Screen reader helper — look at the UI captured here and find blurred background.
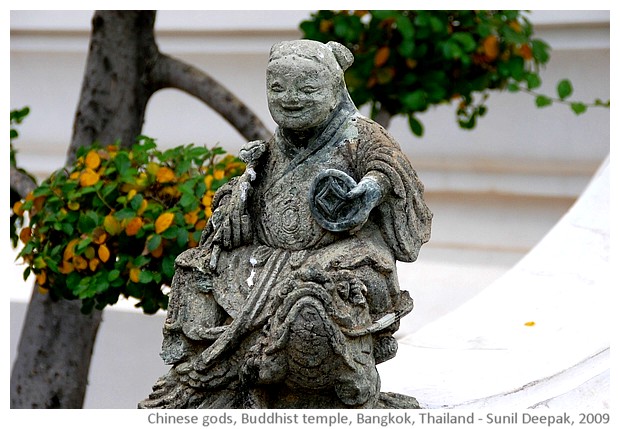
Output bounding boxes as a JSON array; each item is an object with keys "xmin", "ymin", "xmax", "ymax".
[{"xmin": 9, "ymin": 10, "xmax": 609, "ymax": 408}]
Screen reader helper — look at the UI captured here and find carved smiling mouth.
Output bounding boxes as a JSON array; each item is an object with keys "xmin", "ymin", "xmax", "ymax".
[{"xmin": 281, "ymin": 105, "xmax": 305, "ymax": 117}]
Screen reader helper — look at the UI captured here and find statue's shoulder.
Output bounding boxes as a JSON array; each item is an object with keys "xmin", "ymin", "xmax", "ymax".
[{"xmin": 352, "ymin": 114, "xmax": 401, "ymax": 149}]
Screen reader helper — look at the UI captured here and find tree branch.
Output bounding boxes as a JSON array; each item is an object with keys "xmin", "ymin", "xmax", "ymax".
[
  {"xmin": 151, "ymin": 53, "xmax": 272, "ymax": 142},
  {"xmin": 10, "ymin": 166, "xmax": 37, "ymax": 199}
]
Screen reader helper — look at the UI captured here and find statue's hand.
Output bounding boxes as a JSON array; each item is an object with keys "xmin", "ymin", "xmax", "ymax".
[
  {"xmin": 239, "ymin": 140, "xmax": 266, "ymax": 166},
  {"xmin": 346, "ymin": 176, "xmax": 383, "ymax": 208}
]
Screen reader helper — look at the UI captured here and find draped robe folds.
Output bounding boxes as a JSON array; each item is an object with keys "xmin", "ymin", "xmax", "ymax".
[{"xmin": 139, "ymin": 103, "xmax": 432, "ymax": 409}]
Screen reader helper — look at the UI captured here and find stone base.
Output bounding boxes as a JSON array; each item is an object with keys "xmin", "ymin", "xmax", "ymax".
[{"xmin": 376, "ymin": 392, "xmax": 421, "ymax": 409}]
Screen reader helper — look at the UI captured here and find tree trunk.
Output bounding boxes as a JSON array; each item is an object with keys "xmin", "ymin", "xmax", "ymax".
[
  {"xmin": 67, "ymin": 11, "xmax": 158, "ymax": 163},
  {"xmin": 10, "ymin": 292, "xmax": 102, "ymax": 408},
  {"xmin": 11, "ymin": 9, "xmax": 273, "ymax": 409},
  {"xmin": 12, "ymin": 10, "xmax": 157, "ymax": 409},
  {"xmin": 374, "ymin": 105, "xmax": 393, "ymax": 129}
]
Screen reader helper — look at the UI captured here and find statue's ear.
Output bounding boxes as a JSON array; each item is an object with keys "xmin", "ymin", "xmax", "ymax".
[
  {"xmin": 269, "ymin": 41, "xmax": 286, "ymax": 60},
  {"xmin": 326, "ymin": 41, "xmax": 354, "ymax": 71}
]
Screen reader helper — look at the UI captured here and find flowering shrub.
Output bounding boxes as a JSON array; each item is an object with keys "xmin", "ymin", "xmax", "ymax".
[
  {"xmin": 13, "ymin": 136, "xmax": 245, "ymax": 313},
  {"xmin": 300, "ymin": 10, "xmax": 609, "ymax": 135}
]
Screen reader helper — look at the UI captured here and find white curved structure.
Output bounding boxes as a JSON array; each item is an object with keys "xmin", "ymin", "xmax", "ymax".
[{"xmin": 381, "ymin": 157, "xmax": 610, "ymax": 408}]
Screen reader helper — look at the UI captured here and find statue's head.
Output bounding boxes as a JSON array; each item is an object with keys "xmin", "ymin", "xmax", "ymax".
[{"xmin": 266, "ymin": 40, "xmax": 354, "ymax": 130}]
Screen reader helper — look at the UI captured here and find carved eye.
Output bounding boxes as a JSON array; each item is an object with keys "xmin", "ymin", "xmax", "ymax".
[
  {"xmin": 301, "ymin": 86, "xmax": 318, "ymax": 94},
  {"xmin": 270, "ymin": 83, "xmax": 285, "ymax": 92}
]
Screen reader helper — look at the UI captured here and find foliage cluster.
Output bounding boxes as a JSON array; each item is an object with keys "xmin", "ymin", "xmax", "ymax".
[
  {"xmin": 10, "ymin": 107, "xmax": 35, "ymax": 248},
  {"xmin": 12, "ymin": 132, "xmax": 245, "ymax": 314},
  {"xmin": 300, "ymin": 10, "xmax": 609, "ymax": 136}
]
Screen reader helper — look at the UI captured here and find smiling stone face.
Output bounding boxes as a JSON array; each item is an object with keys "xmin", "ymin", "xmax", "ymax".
[{"xmin": 266, "ymin": 56, "xmax": 339, "ymax": 131}]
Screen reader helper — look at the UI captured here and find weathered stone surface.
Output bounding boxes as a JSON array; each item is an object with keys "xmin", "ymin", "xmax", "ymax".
[{"xmin": 139, "ymin": 40, "xmax": 431, "ymax": 409}]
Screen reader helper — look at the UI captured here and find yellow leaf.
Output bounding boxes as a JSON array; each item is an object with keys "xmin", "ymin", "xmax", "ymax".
[
  {"xmin": 482, "ymin": 35, "xmax": 499, "ymax": 61},
  {"xmin": 59, "ymin": 260, "xmax": 74, "ymax": 274},
  {"xmin": 80, "ymin": 168, "xmax": 100, "ymax": 187},
  {"xmin": 155, "ymin": 212, "xmax": 175, "ymax": 234},
  {"xmin": 63, "ymin": 238, "xmax": 80, "ymax": 261},
  {"xmin": 35, "ymin": 270, "xmax": 47, "ymax": 285},
  {"xmin": 137, "ymin": 198, "xmax": 148, "ymax": 215},
  {"xmin": 13, "ymin": 200, "xmax": 24, "ymax": 216},
  {"xmin": 125, "ymin": 217, "xmax": 144, "ymax": 236},
  {"xmin": 213, "ymin": 169, "xmax": 225, "ymax": 180},
  {"xmin": 524, "ymin": 321, "xmax": 536, "ymax": 327},
  {"xmin": 204, "ymin": 174, "xmax": 214, "ymax": 189},
  {"xmin": 160, "ymin": 186, "xmax": 180, "ymax": 199},
  {"xmin": 68, "ymin": 201, "xmax": 80, "ymax": 211},
  {"xmin": 518, "ymin": 44, "xmax": 533, "ymax": 60},
  {"xmin": 89, "ymin": 258, "xmax": 100, "ymax": 271},
  {"xmin": 319, "ymin": 19, "xmax": 332, "ymax": 33},
  {"xmin": 98, "ymin": 244, "xmax": 111, "ymax": 263},
  {"xmin": 195, "ymin": 219, "xmax": 207, "ymax": 231},
  {"xmin": 92, "ymin": 227, "xmax": 107, "ymax": 244},
  {"xmin": 73, "ymin": 255, "xmax": 88, "ymax": 271},
  {"xmin": 201, "ymin": 193, "xmax": 213, "ymax": 208},
  {"xmin": 85, "ymin": 150, "xmax": 101, "ymax": 170},
  {"xmin": 130, "ymin": 267, "xmax": 141, "ymax": 283},
  {"xmin": 374, "ymin": 46, "xmax": 391, "ymax": 67},
  {"xmin": 184, "ymin": 210, "xmax": 199, "ymax": 226},
  {"xmin": 70, "ymin": 171, "xmax": 80, "ymax": 180},
  {"xmin": 31, "ymin": 196, "xmax": 46, "ymax": 216},
  {"xmin": 156, "ymin": 167, "xmax": 176, "ymax": 183},
  {"xmin": 127, "ymin": 189, "xmax": 137, "ymax": 201},
  {"xmin": 120, "ymin": 183, "xmax": 137, "ymax": 193},
  {"xmin": 19, "ymin": 226, "xmax": 32, "ymax": 244},
  {"xmin": 84, "ymin": 246, "xmax": 96, "ymax": 260},
  {"xmin": 103, "ymin": 214, "xmax": 122, "ymax": 235},
  {"xmin": 146, "ymin": 162, "xmax": 160, "ymax": 176}
]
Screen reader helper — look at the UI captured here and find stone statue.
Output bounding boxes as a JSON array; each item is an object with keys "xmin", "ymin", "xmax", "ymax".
[{"xmin": 139, "ymin": 40, "xmax": 432, "ymax": 409}]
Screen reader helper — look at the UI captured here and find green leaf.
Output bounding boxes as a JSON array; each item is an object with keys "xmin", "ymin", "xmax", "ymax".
[
  {"xmin": 395, "ymin": 14, "xmax": 415, "ymax": 40},
  {"xmin": 179, "ymin": 192, "xmax": 197, "ymax": 209},
  {"xmin": 525, "ymin": 73, "xmax": 542, "ymax": 90},
  {"xmin": 130, "ymin": 194, "xmax": 144, "ymax": 211},
  {"xmin": 77, "ymin": 212, "xmax": 97, "ymax": 234},
  {"xmin": 535, "ymin": 95, "xmax": 553, "ymax": 108},
  {"xmin": 408, "ymin": 115, "xmax": 424, "ymax": 137},
  {"xmin": 531, "ymin": 39, "xmax": 550, "ymax": 64},
  {"xmin": 75, "ymin": 237, "xmax": 93, "ymax": 254},
  {"xmin": 402, "ymin": 90, "xmax": 427, "ymax": 111},
  {"xmin": 113, "ymin": 152, "xmax": 131, "ymax": 176},
  {"xmin": 114, "ymin": 207, "xmax": 136, "ymax": 220},
  {"xmin": 147, "ymin": 234, "xmax": 162, "ymax": 252},
  {"xmin": 161, "ymin": 225, "xmax": 179, "ymax": 240},
  {"xmin": 371, "ymin": 10, "xmax": 398, "ymax": 21},
  {"xmin": 107, "ymin": 269, "xmax": 120, "ymax": 282},
  {"xmin": 162, "ymin": 255, "xmax": 175, "ymax": 280},
  {"xmin": 139, "ymin": 270, "xmax": 154, "ymax": 284},
  {"xmin": 176, "ymin": 228, "xmax": 189, "ymax": 247},
  {"xmin": 133, "ymin": 255, "xmax": 151, "ymax": 267},
  {"xmin": 23, "ymin": 266, "xmax": 31, "ymax": 281},
  {"xmin": 570, "ymin": 102, "xmax": 588, "ymax": 115},
  {"xmin": 442, "ymin": 40, "xmax": 463, "ymax": 60},
  {"xmin": 451, "ymin": 32, "xmax": 477, "ymax": 53},
  {"xmin": 557, "ymin": 79, "xmax": 573, "ymax": 100}
]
